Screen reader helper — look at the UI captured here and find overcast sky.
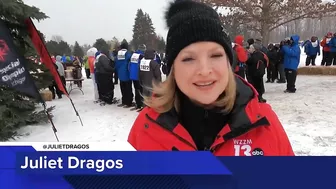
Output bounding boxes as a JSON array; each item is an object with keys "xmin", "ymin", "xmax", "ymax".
[{"xmin": 23, "ymin": 0, "xmax": 170, "ymax": 45}]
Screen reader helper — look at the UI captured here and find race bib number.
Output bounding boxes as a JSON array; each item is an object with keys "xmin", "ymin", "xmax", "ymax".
[
  {"xmin": 130, "ymin": 53, "xmax": 140, "ymax": 63},
  {"xmin": 140, "ymin": 59, "xmax": 151, "ymax": 71},
  {"xmin": 117, "ymin": 50, "xmax": 127, "ymax": 60}
]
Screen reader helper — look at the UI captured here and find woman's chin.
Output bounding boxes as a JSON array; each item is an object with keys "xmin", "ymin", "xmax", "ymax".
[{"xmin": 192, "ymin": 96, "xmax": 218, "ymax": 106}]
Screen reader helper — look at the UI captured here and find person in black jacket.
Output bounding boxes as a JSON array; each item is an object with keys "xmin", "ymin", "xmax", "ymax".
[
  {"xmin": 277, "ymin": 42, "xmax": 286, "ymax": 83},
  {"xmin": 266, "ymin": 44, "xmax": 278, "ymax": 83},
  {"xmin": 139, "ymin": 49, "xmax": 162, "ymax": 99},
  {"xmin": 95, "ymin": 51, "xmax": 115, "ymax": 105},
  {"xmin": 112, "ymin": 49, "xmax": 119, "ymax": 84},
  {"xmin": 246, "ymin": 44, "xmax": 267, "ymax": 103},
  {"xmin": 255, "ymin": 38, "xmax": 268, "ymax": 54}
]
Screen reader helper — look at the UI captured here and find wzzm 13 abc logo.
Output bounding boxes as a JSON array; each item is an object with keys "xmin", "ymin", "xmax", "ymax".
[{"xmin": 252, "ymin": 148, "xmax": 264, "ymax": 156}]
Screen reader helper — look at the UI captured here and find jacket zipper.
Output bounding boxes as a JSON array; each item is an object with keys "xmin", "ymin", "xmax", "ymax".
[
  {"xmin": 204, "ymin": 110, "xmax": 208, "ymax": 118},
  {"xmin": 145, "ymin": 114, "xmax": 197, "ymax": 150},
  {"xmin": 203, "ymin": 110, "xmax": 219, "ymax": 153},
  {"xmin": 203, "ymin": 110, "xmax": 211, "ymax": 151}
]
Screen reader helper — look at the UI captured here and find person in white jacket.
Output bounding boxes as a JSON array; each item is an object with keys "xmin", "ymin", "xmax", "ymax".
[
  {"xmin": 49, "ymin": 55, "xmax": 66, "ymax": 99},
  {"xmin": 87, "ymin": 47, "xmax": 99, "ymax": 102}
]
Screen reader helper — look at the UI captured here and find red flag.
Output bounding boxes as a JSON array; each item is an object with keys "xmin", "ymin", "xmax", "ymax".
[{"xmin": 24, "ymin": 18, "xmax": 68, "ymax": 96}]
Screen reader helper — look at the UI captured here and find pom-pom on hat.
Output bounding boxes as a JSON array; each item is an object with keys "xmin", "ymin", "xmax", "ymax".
[{"xmin": 164, "ymin": 0, "xmax": 234, "ymax": 74}]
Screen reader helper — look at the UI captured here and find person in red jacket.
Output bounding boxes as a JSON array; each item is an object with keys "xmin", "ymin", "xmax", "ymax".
[
  {"xmin": 233, "ymin": 35, "xmax": 248, "ymax": 78},
  {"xmin": 128, "ymin": 0, "xmax": 294, "ymax": 156},
  {"xmin": 320, "ymin": 32, "xmax": 332, "ymax": 66}
]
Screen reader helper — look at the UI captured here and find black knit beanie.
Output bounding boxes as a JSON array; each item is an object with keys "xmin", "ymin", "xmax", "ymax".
[{"xmin": 164, "ymin": 0, "xmax": 234, "ymax": 74}]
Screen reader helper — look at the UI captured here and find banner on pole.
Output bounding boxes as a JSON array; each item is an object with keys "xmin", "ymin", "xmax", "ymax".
[{"xmin": 0, "ymin": 19, "xmax": 42, "ymax": 101}]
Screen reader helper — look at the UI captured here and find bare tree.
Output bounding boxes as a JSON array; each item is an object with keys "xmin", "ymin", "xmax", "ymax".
[
  {"xmin": 197, "ymin": 0, "xmax": 336, "ymax": 45},
  {"xmin": 82, "ymin": 44, "xmax": 92, "ymax": 54},
  {"xmin": 267, "ymin": 16, "xmax": 336, "ymax": 43},
  {"xmin": 107, "ymin": 37, "xmax": 120, "ymax": 51},
  {"xmin": 51, "ymin": 35, "xmax": 63, "ymax": 43}
]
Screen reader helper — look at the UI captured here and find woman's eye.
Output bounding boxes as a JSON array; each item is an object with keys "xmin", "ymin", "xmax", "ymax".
[
  {"xmin": 211, "ymin": 54, "xmax": 223, "ymax": 58},
  {"xmin": 182, "ymin": 57, "xmax": 194, "ymax": 62}
]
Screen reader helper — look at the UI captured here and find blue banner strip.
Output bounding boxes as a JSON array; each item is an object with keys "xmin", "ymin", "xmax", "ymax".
[
  {"xmin": 15, "ymin": 152, "xmax": 231, "ymax": 175},
  {"xmin": 218, "ymin": 157, "xmax": 336, "ymax": 189},
  {"xmin": 2, "ymin": 146, "xmax": 336, "ymax": 188}
]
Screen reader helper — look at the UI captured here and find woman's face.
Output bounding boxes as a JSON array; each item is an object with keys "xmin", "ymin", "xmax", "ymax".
[{"xmin": 174, "ymin": 41, "xmax": 230, "ymax": 105}]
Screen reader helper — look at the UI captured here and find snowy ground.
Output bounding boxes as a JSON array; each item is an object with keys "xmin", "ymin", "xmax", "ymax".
[{"xmin": 12, "ymin": 48, "xmax": 336, "ymax": 156}]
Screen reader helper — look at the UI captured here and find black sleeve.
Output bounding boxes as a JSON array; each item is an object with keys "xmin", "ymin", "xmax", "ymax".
[
  {"xmin": 151, "ymin": 61, "xmax": 162, "ymax": 82},
  {"xmin": 100, "ymin": 56, "xmax": 115, "ymax": 73}
]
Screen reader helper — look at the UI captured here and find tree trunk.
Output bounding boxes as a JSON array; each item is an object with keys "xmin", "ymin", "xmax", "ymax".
[{"xmin": 261, "ymin": 23, "xmax": 270, "ymax": 46}]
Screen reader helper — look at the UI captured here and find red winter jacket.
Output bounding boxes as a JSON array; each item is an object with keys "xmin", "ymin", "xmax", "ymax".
[
  {"xmin": 233, "ymin": 35, "xmax": 248, "ymax": 72},
  {"xmin": 128, "ymin": 77, "xmax": 294, "ymax": 156},
  {"xmin": 321, "ymin": 37, "xmax": 331, "ymax": 52}
]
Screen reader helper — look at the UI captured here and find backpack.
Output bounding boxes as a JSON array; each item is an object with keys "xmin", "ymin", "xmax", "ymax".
[
  {"xmin": 256, "ymin": 59, "xmax": 266, "ymax": 76},
  {"xmin": 261, "ymin": 52, "xmax": 269, "ymax": 68}
]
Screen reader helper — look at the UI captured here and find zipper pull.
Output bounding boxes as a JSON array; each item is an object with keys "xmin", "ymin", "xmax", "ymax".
[{"xmin": 204, "ymin": 110, "xmax": 208, "ymax": 118}]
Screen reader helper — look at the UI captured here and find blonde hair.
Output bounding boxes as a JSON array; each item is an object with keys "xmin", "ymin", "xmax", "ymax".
[{"xmin": 144, "ymin": 65, "xmax": 237, "ymax": 114}]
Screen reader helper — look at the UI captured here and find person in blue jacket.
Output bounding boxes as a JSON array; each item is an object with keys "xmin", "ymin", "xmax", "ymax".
[
  {"xmin": 153, "ymin": 51, "xmax": 161, "ymax": 64},
  {"xmin": 304, "ymin": 36, "xmax": 320, "ymax": 66},
  {"xmin": 281, "ymin": 35, "xmax": 301, "ymax": 93},
  {"xmin": 115, "ymin": 42, "xmax": 133, "ymax": 107},
  {"xmin": 62, "ymin": 55, "xmax": 67, "ymax": 63},
  {"xmin": 129, "ymin": 44, "xmax": 146, "ymax": 110}
]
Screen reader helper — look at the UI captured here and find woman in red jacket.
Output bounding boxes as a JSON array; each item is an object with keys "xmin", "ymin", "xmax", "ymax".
[{"xmin": 128, "ymin": 0, "xmax": 294, "ymax": 156}]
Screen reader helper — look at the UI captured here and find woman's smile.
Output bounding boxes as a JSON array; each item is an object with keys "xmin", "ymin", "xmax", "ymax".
[{"xmin": 193, "ymin": 81, "xmax": 217, "ymax": 91}]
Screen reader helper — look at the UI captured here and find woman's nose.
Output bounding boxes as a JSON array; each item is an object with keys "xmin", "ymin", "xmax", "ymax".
[{"xmin": 197, "ymin": 58, "xmax": 212, "ymax": 76}]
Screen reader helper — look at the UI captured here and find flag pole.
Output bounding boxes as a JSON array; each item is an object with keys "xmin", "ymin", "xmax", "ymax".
[
  {"xmin": 42, "ymin": 103, "xmax": 59, "ymax": 142},
  {"xmin": 69, "ymin": 98, "xmax": 83, "ymax": 126}
]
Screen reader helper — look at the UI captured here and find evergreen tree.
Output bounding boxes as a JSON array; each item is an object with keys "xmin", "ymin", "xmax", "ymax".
[
  {"xmin": 121, "ymin": 39, "xmax": 128, "ymax": 47},
  {"xmin": 45, "ymin": 40, "xmax": 60, "ymax": 55},
  {"xmin": 45, "ymin": 39, "xmax": 71, "ymax": 56},
  {"xmin": 93, "ymin": 38, "xmax": 110, "ymax": 53},
  {"xmin": 156, "ymin": 36, "xmax": 166, "ymax": 53},
  {"xmin": 131, "ymin": 10, "xmax": 158, "ymax": 50},
  {"xmin": 58, "ymin": 40, "xmax": 72, "ymax": 55},
  {"xmin": 143, "ymin": 13, "xmax": 157, "ymax": 49},
  {"xmin": 0, "ymin": 0, "xmax": 54, "ymax": 141},
  {"xmin": 132, "ymin": 9, "xmax": 145, "ymax": 50},
  {"xmin": 72, "ymin": 41, "xmax": 84, "ymax": 58}
]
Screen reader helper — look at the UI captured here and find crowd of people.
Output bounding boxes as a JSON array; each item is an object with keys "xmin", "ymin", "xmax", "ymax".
[
  {"xmin": 230, "ymin": 31, "xmax": 336, "ymax": 103},
  {"xmin": 300, "ymin": 33, "xmax": 336, "ymax": 67},
  {"xmin": 48, "ymin": 33, "xmax": 336, "ymax": 108},
  {"xmin": 85, "ymin": 43, "xmax": 162, "ymax": 111},
  {"xmin": 232, "ymin": 35, "xmax": 301, "ymax": 102},
  {"xmin": 46, "ymin": 14, "xmax": 336, "ymax": 112},
  {"xmin": 62, "ymin": 33, "xmax": 328, "ymax": 107}
]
